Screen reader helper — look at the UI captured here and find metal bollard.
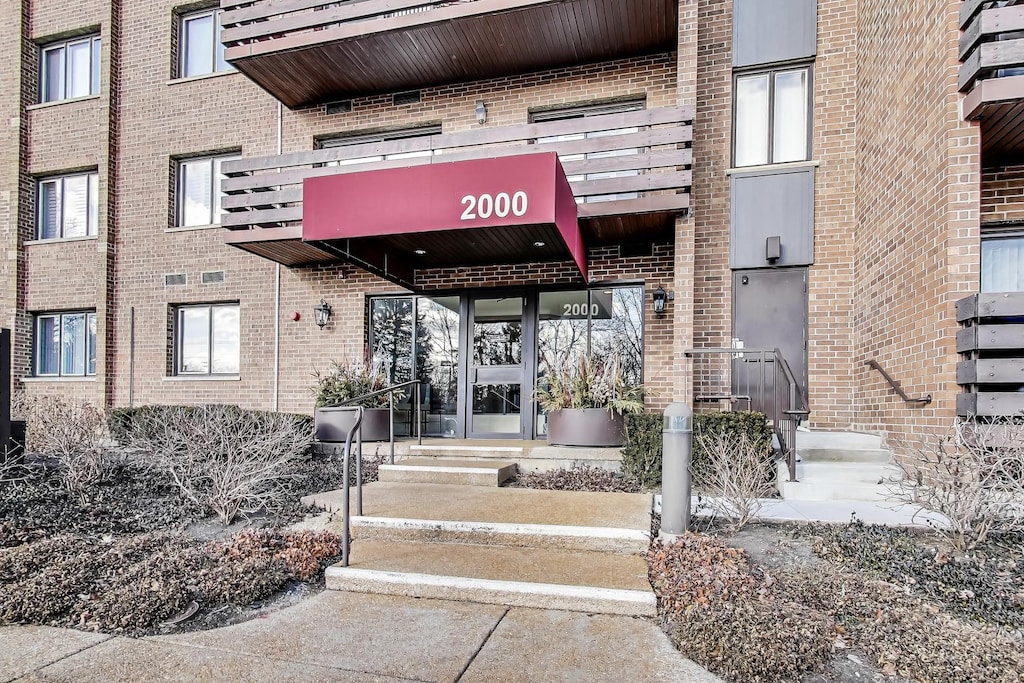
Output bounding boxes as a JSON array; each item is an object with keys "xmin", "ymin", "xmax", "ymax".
[{"xmin": 660, "ymin": 402, "xmax": 693, "ymax": 539}]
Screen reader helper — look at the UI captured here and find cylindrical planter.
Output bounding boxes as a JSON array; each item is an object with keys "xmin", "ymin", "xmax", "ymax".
[
  {"xmin": 546, "ymin": 408, "xmax": 625, "ymax": 447},
  {"xmin": 315, "ymin": 407, "xmax": 393, "ymax": 443}
]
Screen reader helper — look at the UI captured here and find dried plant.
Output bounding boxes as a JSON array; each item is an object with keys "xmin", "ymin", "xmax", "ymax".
[
  {"xmin": 890, "ymin": 416, "xmax": 1024, "ymax": 551},
  {"xmin": 312, "ymin": 358, "xmax": 392, "ymax": 408},
  {"xmin": 14, "ymin": 394, "xmax": 112, "ymax": 500},
  {"xmin": 694, "ymin": 427, "xmax": 776, "ymax": 530},
  {"xmin": 534, "ymin": 355, "xmax": 645, "ymax": 415},
  {"xmin": 121, "ymin": 405, "xmax": 314, "ymax": 525}
]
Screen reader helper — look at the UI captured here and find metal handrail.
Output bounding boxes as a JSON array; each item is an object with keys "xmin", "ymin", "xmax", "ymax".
[
  {"xmin": 325, "ymin": 379, "xmax": 424, "ymax": 464},
  {"xmin": 685, "ymin": 347, "xmax": 809, "ymax": 482},
  {"xmin": 313, "ymin": 405, "xmax": 363, "ymax": 568},
  {"xmin": 865, "ymin": 359, "xmax": 932, "ymax": 406}
]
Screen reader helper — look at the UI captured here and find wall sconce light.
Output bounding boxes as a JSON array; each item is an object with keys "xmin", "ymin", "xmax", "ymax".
[
  {"xmin": 475, "ymin": 101, "xmax": 488, "ymax": 125},
  {"xmin": 652, "ymin": 286, "xmax": 674, "ymax": 318},
  {"xmin": 313, "ymin": 298, "xmax": 332, "ymax": 329}
]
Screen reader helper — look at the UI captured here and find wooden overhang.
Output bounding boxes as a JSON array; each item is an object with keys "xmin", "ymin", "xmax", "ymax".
[
  {"xmin": 960, "ymin": 0, "xmax": 1024, "ymax": 163},
  {"xmin": 220, "ymin": 0, "xmax": 679, "ymax": 109},
  {"xmin": 221, "ymin": 106, "xmax": 693, "ymax": 286}
]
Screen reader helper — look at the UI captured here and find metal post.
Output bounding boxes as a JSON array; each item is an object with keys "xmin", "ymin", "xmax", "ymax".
[
  {"xmin": 389, "ymin": 391, "xmax": 395, "ymax": 465},
  {"xmin": 416, "ymin": 381, "xmax": 422, "ymax": 445},
  {"xmin": 0, "ymin": 330, "xmax": 9, "ymax": 461},
  {"xmin": 660, "ymin": 403, "xmax": 693, "ymax": 538},
  {"xmin": 355, "ymin": 427, "xmax": 363, "ymax": 516}
]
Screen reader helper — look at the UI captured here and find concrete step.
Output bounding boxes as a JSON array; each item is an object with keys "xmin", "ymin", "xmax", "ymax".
[
  {"xmin": 326, "ymin": 539, "xmax": 656, "ymax": 617},
  {"xmin": 378, "ymin": 458, "xmax": 517, "ymax": 486},
  {"xmin": 779, "ymin": 479, "xmax": 894, "ymax": 502},
  {"xmin": 796, "ymin": 430, "xmax": 883, "ymax": 451},
  {"xmin": 406, "ymin": 443, "xmax": 622, "ymax": 473},
  {"xmin": 798, "ymin": 448, "xmax": 892, "ymax": 464},
  {"xmin": 789, "ymin": 461, "xmax": 902, "ymax": 485}
]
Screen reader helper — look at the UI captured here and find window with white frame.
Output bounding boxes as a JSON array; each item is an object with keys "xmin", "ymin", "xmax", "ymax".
[
  {"xmin": 533, "ymin": 101, "xmax": 645, "ymax": 203},
  {"xmin": 40, "ymin": 35, "xmax": 101, "ymax": 103},
  {"xmin": 179, "ymin": 8, "xmax": 232, "ymax": 78},
  {"xmin": 37, "ymin": 172, "xmax": 99, "ymax": 240},
  {"xmin": 733, "ymin": 66, "xmax": 810, "ymax": 167},
  {"xmin": 320, "ymin": 126, "xmax": 441, "ymax": 167},
  {"xmin": 35, "ymin": 311, "xmax": 97, "ymax": 377},
  {"xmin": 176, "ymin": 154, "xmax": 240, "ymax": 227},
  {"xmin": 174, "ymin": 303, "xmax": 240, "ymax": 375}
]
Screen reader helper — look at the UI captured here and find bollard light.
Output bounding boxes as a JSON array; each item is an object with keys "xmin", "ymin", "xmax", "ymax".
[{"xmin": 661, "ymin": 402, "xmax": 693, "ymax": 539}]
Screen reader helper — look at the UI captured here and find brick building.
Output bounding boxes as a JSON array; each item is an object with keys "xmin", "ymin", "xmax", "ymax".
[{"xmin": 0, "ymin": 0, "xmax": 1010, "ymax": 453}]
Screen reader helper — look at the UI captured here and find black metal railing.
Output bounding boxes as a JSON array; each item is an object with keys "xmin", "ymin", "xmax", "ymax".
[
  {"xmin": 865, "ymin": 359, "xmax": 932, "ymax": 406},
  {"xmin": 686, "ymin": 348, "xmax": 809, "ymax": 482},
  {"xmin": 324, "ymin": 379, "xmax": 424, "ymax": 465},
  {"xmin": 313, "ymin": 405, "xmax": 362, "ymax": 567}
]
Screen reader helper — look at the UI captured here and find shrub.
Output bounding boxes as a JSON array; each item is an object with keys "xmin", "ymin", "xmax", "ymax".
[
  {"xmin": 534, "ymin": 355, "xmax": 644, "ymax": 415},
  {"xmin": 695, "ymin": 427, "xmax": 776, "ymax": 530},
  {"xmin": 508, "ymin": 464, "xmax": 642, "ymax": 493},
  {"xmin": 622, "ymin": 413, "xmax": 663, "ymax": 487},
  {"xmin": 890, "ymin": 417, "xmax": 1024, "ymax": 551},
  {"xmin": 312, "ymin": 359, "xmax": 392, "ymax": 408},
  {"xmin": 118, "ymin": 405, "xmax": 314, "ymax": 525}
]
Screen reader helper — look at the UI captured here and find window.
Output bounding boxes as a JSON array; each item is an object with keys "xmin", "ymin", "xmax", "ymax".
[
  {"xmin": 40, "ymin": 35, "xmax": 101, "ymax": 103},
  {"xmin": 734, "ymin": 66, "xmax": 810, "ymax": 167},
  {"xmin": 982, "ymin": 233, "xmax": 1024, "ymax": 292},
  {"xmin": 320, "ymin": 126, "xmax": 441, "ymax": 167},
  {"xmin": 179, "ymin": 8, "xmax": 232, "ymax": 78},
  {"xmin": 176, "ymin": 154, "xmax": 239, "ymax": 227},
  {"xmin": 174, "ymin": 303, "xmax": 240, "ymax": 375},
  {"xmin": 35, "ymin": 311, "xmax": 97, "ymax": 377},
  {"xmin": 533, "ymin": 101, "xmax": 645, "ymax": 203},
  {"xmin": 37, "ymin": 172, "xmax": 99, "ymax": 239}
]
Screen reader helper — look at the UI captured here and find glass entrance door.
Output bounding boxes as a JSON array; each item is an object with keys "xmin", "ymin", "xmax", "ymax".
[{"xmin": 468, "ymin": 296, "xmax": 526, "ymax": 438}]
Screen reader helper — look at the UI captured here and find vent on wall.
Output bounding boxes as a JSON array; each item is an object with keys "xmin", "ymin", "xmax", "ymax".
[
  {"xmin": 164, "ymin": 273, "xmax": 186, "ymax": 286},
  {"xmin": 393, "ymin": 90, "xmax": 421, "ymax": 106},
  {"xmin": 326, "ymin": 100, "xmax": 353, "ymax": 115},
  {"xmin": 201, "ymin": 271, "xmax": 225, "ymax": 284}
]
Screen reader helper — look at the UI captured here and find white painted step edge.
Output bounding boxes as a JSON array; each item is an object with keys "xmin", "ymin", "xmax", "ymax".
[
  {"xmin": 409, "ymin": 445, "xmax": 524, "ymax": 453},
  {"xmin": 326, "ymin": 566, "xmax": 657, "ymax": 616},
  {"xmin": 351, "ymin": 515, "xmax": 650, "ymax": 543},
  {"xmin": 379, "ymin": 464, "xmax": 510, "ymax": 474}
]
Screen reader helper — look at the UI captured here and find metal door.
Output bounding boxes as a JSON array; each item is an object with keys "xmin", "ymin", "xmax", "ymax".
[
  {"xmin": 466, "ymin": 296, "xmax": 529, "ymax": 438},
  {"xmin": 731, "ymin": 269, "xmax": 808, "ymax": 415}
]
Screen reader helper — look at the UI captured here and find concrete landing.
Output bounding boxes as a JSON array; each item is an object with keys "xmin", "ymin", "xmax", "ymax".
[
  {"xmin": 378, "ymin": 458, "xmax": 517, "ymax": 486},
  {"xmin": 327, "ymin": 540, "xmax": 656, "ymax": 616},
  {"xmin": 780, "ymin": 429, "xmax": 899, "ymax": 503}
]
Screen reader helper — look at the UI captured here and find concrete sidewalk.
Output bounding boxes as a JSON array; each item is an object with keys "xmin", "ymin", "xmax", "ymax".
[{"xmin": 0, "ymin": 591, "xmax": 721, "ymax": 683}]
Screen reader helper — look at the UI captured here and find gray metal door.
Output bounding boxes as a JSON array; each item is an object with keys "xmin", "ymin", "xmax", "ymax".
[{"xmin": 731, "ymin": 269, "xmax": 808, "ymax": 415}]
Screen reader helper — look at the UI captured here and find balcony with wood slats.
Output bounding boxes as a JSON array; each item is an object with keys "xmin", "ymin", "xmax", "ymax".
[
  {"xmin": 221, "ymin": 105, "xmax": 692, "ymax": 283},
  {"xmin": 219, "ymin": 0, "xmax": 679, "ymax": 109},
  {"xmin": 960, "ymin": 0, "xmax": 1024, "ymax": 163},
  {"xmin": 956, "ymin": 292, "xmax": 1024, "ymax": 417}
]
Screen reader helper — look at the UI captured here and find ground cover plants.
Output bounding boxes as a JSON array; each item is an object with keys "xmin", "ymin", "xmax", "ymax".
[{"xmin": 0, "ymin": 397, "xmax": 378, "ymax": 636}]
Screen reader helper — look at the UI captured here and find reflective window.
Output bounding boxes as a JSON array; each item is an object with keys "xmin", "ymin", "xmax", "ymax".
[
  {"xmin": 37, "ymin": 172, "xmax": 100, "ymax": 239},
  {"xmin": 180, "ymin": 9, "xmax": 232, "ymax": 78},
  {"xmin": 734, "ymin": 66, "xmax": 810, "ymax": 167},
  {"xmin": 177, "ymin": 154, "xmax": 240, "ymax": 227},
  {"xmin": 175, "ymin": 303, "xmax": 240, "ymax": 375},
  {"xmin": 35, "ymin": 311, "xmax": 97, "ymax": 377},
  {"xmin": 40, "ymin": 35, "xmax": 101, "ymax": 103}
]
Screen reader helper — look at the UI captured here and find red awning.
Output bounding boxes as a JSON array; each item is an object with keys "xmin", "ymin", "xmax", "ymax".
[{"xmin": 302, "ymin": 152, "xmax": 586, "ymax": 289}]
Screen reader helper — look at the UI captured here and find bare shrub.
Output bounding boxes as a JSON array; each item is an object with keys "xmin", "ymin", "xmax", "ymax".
[
  {"xmin": 14, "ymin": 395, "xmax": 112, "ymax": 500},
  {"xmin": 695, "ymin": 427, "xmax": 776, "ymax": 530},
  {"xmin": 891, "ymin": 417, "xmax": 1024, "ymax": 551},
  {"xmin": 122, "ymin": 405, "xmax": 314, "ymax": 525},
  {"xmin": 507, "ymin": 464, "xmax": 642, "ymax": 493}
]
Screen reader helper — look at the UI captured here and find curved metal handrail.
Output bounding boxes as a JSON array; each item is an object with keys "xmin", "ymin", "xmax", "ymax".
[{"xmin": 324, "ymin": 379, "xmax": 424, "ymax": 464}]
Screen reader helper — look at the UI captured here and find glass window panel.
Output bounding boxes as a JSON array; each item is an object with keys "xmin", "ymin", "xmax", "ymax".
[
  {"xmin": 67, "ymin": 40, "xmax": 92, "ymax": 98},
  {"xmin": 211, "ymin": 305, "xmax": 240, "ymax": 374},
  {"xmin": 62, "ymin": 175, "xmax": 88, "ymax": 238},
  {"xmin": 36, "ymin": 316, "xmax": 59, "ymax": 375},
  {"xmin": 183, "ymin": 14, "xmax": 215, "ymax": 77},
  {"xmin": 91, "ymin": 38, "xmax": 101, "ymax": 95},
  {"xmin": 371, "ymin": 298, "xmax": 414, "ymax": 385},
  {"xmin": 38, "ymin": 180, "xmax": 61, "ymax": 239},
  {"xmin": 88, "ymin": 173, "xmax": 99, "ymax": 235},
  {"xmin": 42, "ymin": 46, "xmax": 64, "ymax": 102},
  {"xmin": 734, "ymin": 74, "xmax": 770, "ymax": 167},
  {"xmin": 215, "ymin": 11, "xmax": 232, "ymax": 73},
  {"xmin": 61, "ymin": 313, "xmax": 87, "ymax": 376},
  {"xmin": 179, "ymin": 307, "xmax": 210, "ymax": 373},
  {"xmin": 590, "ymin": 287, "xmax": 645, "ymax": 386},
  {"xmin": 471, "ymin": 384, "xmax": 521, "ymax": 435},
  {"xmin": 181, "ymin": 158, "xmax": 213, "ymax": 226},
  {"xmin": 472, "ymin": 298, "xmax": 523, "ymax": 366},
  {"xmin": 212, "ymin": 156, "xmax": 238, "ymax": 223},
  {"xmin": 773, "ymin": 70, "xmax": 809, "ymax": 163},
  {"xmin": 982, "ymin": 237, "xmax": 1024, "ymax": 292},
  {"xmin": 416, "ymin": 297, "xmax": 461, "ymax": 436},
  {"xmin": 87, "ymin": 313, "xmax": 97, "ymax": 375}
]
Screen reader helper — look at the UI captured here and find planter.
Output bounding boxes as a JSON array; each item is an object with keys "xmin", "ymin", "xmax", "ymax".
[
  {"xmin": 546, "ymin": 408, "xmax": 625, "ymax": 447},
  {"xmin": 315, "ymin": 407, "xmax": 393, "ymax": 443}
]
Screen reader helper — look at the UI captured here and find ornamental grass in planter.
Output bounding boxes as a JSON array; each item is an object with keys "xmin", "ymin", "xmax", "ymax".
[
  {"xmin": 312, "ymin": 360, "xmax": 394, "ymax": 442},
  {"xmin": 534, "ymin": 356, "xmax": 645, "ymax": 447}
]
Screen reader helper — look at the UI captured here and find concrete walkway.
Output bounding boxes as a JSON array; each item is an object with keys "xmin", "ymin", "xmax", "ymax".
[{"xmin": 0, "ymin": 591, "xmax": 720, "ymax": 683}]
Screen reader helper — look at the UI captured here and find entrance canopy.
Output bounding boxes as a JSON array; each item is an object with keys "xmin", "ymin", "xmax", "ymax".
[{"xmin": 302, "ymin": 152, "xmax": 586, "ymax": 289}]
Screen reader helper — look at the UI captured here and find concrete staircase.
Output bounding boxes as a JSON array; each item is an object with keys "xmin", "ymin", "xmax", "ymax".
[
  {"xmin": 778, "ymin": 430, "xmax": 901, "ymax": 502},
  {"xmin": 300, "ymin": 480, "xmax": 656, "ymax": 617},
  {"xmin": 359, "ymin": 439, "xmax": 624, "ymax": 472}
]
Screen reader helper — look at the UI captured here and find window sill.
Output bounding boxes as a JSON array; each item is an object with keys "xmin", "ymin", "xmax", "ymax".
[
  {"xmin": 167, "ymin": 70, "xmax": 237, "ymax": 87},
  {"xmin": 21, "ymin": 376, "xmax": 96, "ymax": 383},
  {"xmin": 165, "ymin": 223, "xmax": 223, "ymax": 233},
  {"xmin": 725, "ymin": 160, "xmax": 820, "ymax": 175},
  {"xmin": 24, "ymin": 235, "xmax": 98, "ymax": 246},
  {"xmin": 162, "ymin": 375, "xmax": 241, "ymax": 382},
  {"xmin": 26, "ymin": 94, "xmax": 101, "ymax": 111}
]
